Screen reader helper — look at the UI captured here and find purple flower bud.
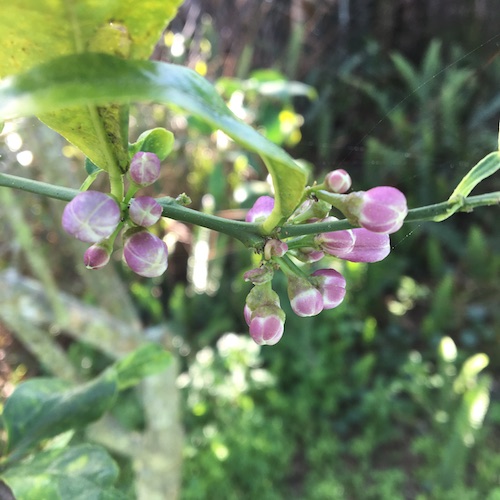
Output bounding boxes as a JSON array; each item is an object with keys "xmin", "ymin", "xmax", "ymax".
[
  {"xmin": 343, "ymin": 228, "xmax": 390, "ymax": 262},
  {"xmin": 129, "ymin": 196, "xmax": 162, "ymax": 227},
  {"xmin": 264, "ymin": 239, "xmax": 288, "ymax": 260},
  {"xmin": 129, "ymin": 152, "xmax": 161, "ymax": 186},
  {"xmin": 325, "ymin": 169, "xmax": 352, "ymax": 193},
  {"xmin": 245, "ymin": 282, "xmax": 286, "ymax": 345},
  {"xmin": 355, "ymin": 186, "xmax": 407, "ymax": 234},
  {"xmin": 123, "ymin": 230, "xmax": 168, "ymax": 278},
  {"xmin": 287, "ymin": 276, "xmax": 324, "ymax": 317},
  {"xmin": 314, "ymin": 217, "xmax": 355, "ymax": 258},
  {"xmin": 62, "ymin": 191, "xmax": 121, "ymax": 243},
  {"xmin": 245, "ymin": 196, "xmax": 274, "ymax": 223},
  {"xmin": 248, "ymin": 304, "xmax": 285, "ymax": 346},
  {"xmin": 83, "ymin": 243, "xmax": 111, "ymax": 270},
  {"xmin": 311, "ymin": 269, "xmax": 346, "ymax": 309}
]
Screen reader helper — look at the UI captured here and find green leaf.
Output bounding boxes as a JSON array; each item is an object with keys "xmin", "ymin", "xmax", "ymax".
[
  {"xmin": 1, "ymin": 342, "xmax": 173, "ymax": 460},
  {"xmin": 0, "ymin": 1, "xmax": 183, "ymax": 77},
  {"xmin": 129, "ymin": 127, "xmax": 175, "ymax": 161},
  {"xmin": 84, "ymin": 157, "xmax": 102, "ymax": 176},
  {"xmin": 390, "ymin": 52, "xmax": 419, "ymax": 93},
  {"xmin": 0, "ymin": 0, "xmax": 183, "ymax": 173},
  {"xmin": 0, "ymin": 53, "xmax": 308, "ymax": 231},
  {"xmin": 110, "ymin": 343, "xmax": 172, "ymax": 390},
  {"xmin": 434, "ymin": 151, "xmax": 500, "ymax": 221},
  {"xmin": 1, "ymin": 444, "xmax": 127, "ymax": 500},
  {"xmin": 217, "ymin": 69, "xmax": 318, "ymax": 100},
  {"xmin": 449, "ymin": 151, "xmax": 500, "ymax": 200},
  {"xmin": 2, "ymin": 374, "xmax": 118, "ymax": 459}
]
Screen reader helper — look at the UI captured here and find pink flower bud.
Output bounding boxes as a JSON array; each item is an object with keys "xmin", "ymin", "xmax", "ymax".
[
  {"xmin": 245, "ymin": 196, "xmax": 274, "ymax": 223},
  {"xmin": 248, "ymin": 304, "xmax": 285, "ymax": 346},
  {"xmin": 314, "ymin": 217, "xmax": 355, "ymax": 258},
  {"xmin": 129, "ymin": 152, "xmax": 161, "ymax": 186},
  {"xmin": 311, "ymin": 269, "xmax": 346, "ymax": 309},
  {"xmin": 264, "ymin": 239, "xmax": 288, "ymax": 260},
  {"xmin": 287, "ymin": 276, "xmax": 324, "ymax": 317},
  {"xmin": 129, "ymin": 196, "xmax": 162, "ymax": 227},
  {"xmin": 123, "ymin": 230, "xmax": 168, "ymax": 278},
  {"xmin": 325, "ymin": 169, "xmax": 352, "ymax": 193},
  {"xmin": 83, "ymin": 243, "xmax": 111, "ymax": 270},
  {"xmin": 355, "ymin": 186, "xmax": 407, "ymax": 234},
  {"xmin": 62, "ymin": 191, "xmax": 121, "ymax": 243},
  {"xmin": 343, "ymin": 228, "xmax": 390, "ymax": 262}
]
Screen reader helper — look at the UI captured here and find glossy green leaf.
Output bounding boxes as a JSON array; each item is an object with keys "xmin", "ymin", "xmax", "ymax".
[
  {"xmin": 1, "ymin": 343, "xmax": 174, "ymax": 460},
  {"xmin": 111, "ymin": 343, "xmax": 172, "ymax": 390},
  {"xmin": 0, "ymin": 0, "xmax": 183, "ymax": 173},
  {"xmin": 129, "ymin": 127, "xmax": 175, "ymax": 160},
  {"xmin": 2, "ymin": 375, "xmax": 118, "ymax": 458},
  {"xmin": 1, "ymin": 444, "xmax": 127, "ymax": 500},
  {"xmin": 0, "ymin": 53, "xmax": 308, "ymax": 230}
]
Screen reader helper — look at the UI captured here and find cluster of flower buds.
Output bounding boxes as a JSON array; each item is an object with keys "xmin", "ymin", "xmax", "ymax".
[
  {"xmin": 243, "ymin": 169, "xmax": 408, "ymax": 345},
  {"xmin": 62, "ymin": 151, "xmax": 168, "ymax": 277}
]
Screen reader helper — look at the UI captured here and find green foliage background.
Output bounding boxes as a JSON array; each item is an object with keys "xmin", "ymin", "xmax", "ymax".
[
  {"xmin": 0, "ymin": 1, "xmax": 499, "ymax": 499},
  {"xmin": 162, "ymin": 3, "xmax": 500, "ymax": 498}
]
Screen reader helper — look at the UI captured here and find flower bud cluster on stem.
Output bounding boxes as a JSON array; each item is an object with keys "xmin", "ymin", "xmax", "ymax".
[
  {"xmin": 61, "ymin": 148, "xmax": 170, "ymax": 277},
  {"xmin": 243, "ymin": 168, "xmax": 408, "ymax": 345},
  {"xmin": 48, "ymin": 138, "xmax": 497, "ymax": 347}
]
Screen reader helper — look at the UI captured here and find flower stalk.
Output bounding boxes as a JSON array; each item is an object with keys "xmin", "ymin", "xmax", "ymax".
[{"xmin": 0, "ymin": 172, "xmax": 498, "ymax": 244}]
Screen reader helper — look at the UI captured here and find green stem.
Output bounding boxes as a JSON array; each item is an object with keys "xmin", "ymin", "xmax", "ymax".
[
  {"xmin": 79, "ymin": 170, "xmax": 102, "ymax": 191},
  {"xmin": 312, "ymin": 189, "xmax": 345, "ymax": 210},
  {"xmin": 0, "ymin": 172, "xmax": 78, "ymax": 202},
  {"xmin": 274, "ymin": 254, "xmax": 308, "ymax": 279},
  {"xmin": 0, "ymin": 174, "xmax": 263, "ymax": 247},
  {"xmin": 280, "ymin": 191, "xmax": 500, "ymax": 237},
  {"xmin": 285, "ymin": 235, "xmax": 317, "ymax": 250},
  {"xmin": 109, "ymin": 174, "xmax": 124, "ymax": 202},
  {"xmin": 279, "ymin": 218, "xmax": 353, "ymax": 238},
  {"xmin": 123, "ymin": 183, "xmax": 140, "ymax": 205},
  {"xmin": 156, "ymin": 197, "xmax": 263, "ymax": 247},
  {"xmin": 405, "ymin": 191, "xmax": 500, "ymax": 222},
  {"xmin": 1, "ymin": 172, "xmax": 498, "ymax": 245}
]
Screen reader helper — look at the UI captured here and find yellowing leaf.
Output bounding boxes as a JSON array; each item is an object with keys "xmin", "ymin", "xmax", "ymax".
[{"xmin": 0, "ymin": 0, "xmax": 184, "ymax": 172}]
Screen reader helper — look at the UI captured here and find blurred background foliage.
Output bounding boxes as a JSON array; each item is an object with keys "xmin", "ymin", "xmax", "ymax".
[{"xmin": 1, "ymin": 0, "xmax": 500, "ymax": 498}]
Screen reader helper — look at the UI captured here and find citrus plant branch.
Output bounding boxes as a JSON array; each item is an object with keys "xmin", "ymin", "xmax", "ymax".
[
  {"xmin": 0, "ymin": 172, "xmax": 263, "ymax": 247},
  {"xmin": 0, "ymin": 172, "xmax": 498, "ymax": 245}
]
